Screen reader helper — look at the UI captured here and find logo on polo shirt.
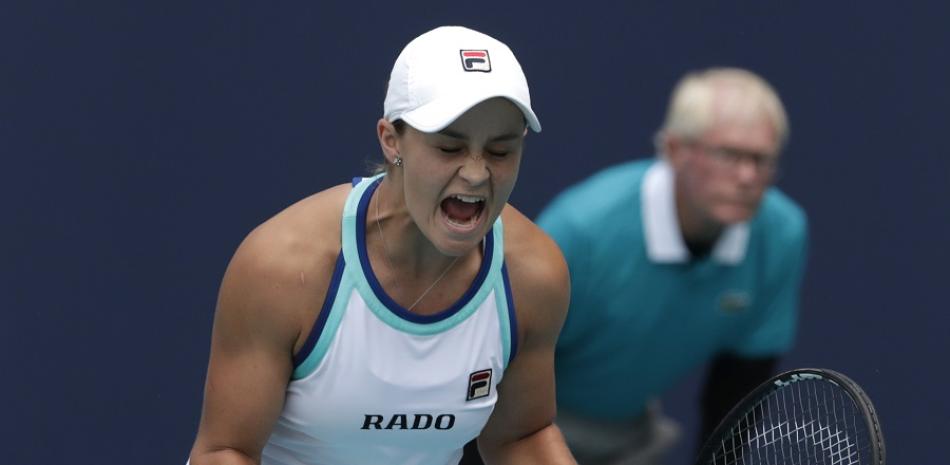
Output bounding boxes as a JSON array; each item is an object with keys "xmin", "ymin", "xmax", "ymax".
[
  {"xmin": 467, "ymin": 369, "xmax": 492, "ymax": 400},
  {"xmin": 460, "ymin": 50, "xmax": 491, "ymax": 72},
  {"xmin": 719, "ymin": 291, "xmax": 751, "ymax": 313}
]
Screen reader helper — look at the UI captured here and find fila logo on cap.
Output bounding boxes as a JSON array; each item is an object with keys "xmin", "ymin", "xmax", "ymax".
[
  {"xmin": 460, "ymin": 50, "xmax": 491, "ymax": 72},
  {"xmin": 466, "ymin": 369, "xmax": 492, "ymax": 400}
]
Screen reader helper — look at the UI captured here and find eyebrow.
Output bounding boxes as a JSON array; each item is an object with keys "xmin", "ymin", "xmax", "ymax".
[{"xmin": 437, "ymin": 128, "xmax": 523, "ymax": 142}]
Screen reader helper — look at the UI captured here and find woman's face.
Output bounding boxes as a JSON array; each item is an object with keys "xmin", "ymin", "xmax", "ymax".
[{"xmin": 395, "ymin": 97, "xmax": 527, "ymax": 256}]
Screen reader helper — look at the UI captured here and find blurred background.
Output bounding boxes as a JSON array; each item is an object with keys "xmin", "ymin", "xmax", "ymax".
[{"xmin": 3, "ymin": 1, "xmax": 947, "ymax": 463}]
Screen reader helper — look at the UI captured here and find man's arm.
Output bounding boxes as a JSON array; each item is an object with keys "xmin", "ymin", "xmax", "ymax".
[{"xmin": 700, "ymin": 354, "xmax": 777, "ymax": 444}]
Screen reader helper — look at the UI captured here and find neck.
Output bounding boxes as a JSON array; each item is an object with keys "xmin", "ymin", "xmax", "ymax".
[
  {"xmin": 371, "ymin": 179, "xmax": 469, "ymax": 312},
  {"xmin": 373, "ymin": 179, "xmax": 457, "ymax": 276},
  {"xmin": 675, "ymin": 193, "xmax": 723, "ymax": 254}
]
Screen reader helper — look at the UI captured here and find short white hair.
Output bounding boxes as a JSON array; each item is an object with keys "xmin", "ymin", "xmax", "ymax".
[{"xmin": 656, "ymin": 67, "xmax": 788, "ymax": 152}]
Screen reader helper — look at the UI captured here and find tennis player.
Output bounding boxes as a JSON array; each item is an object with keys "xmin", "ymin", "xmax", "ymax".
[
  {"xmin": 188, "ymin": 26, "xmax": 576, "ymax": 465},
  {"xmin": 536, "ymin": 68, "xmax": 808, "ymax": 465}
]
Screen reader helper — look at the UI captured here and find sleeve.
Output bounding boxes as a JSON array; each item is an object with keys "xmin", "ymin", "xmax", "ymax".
[
  {"xmin": 535, "ymin": 196, "xmax": 591, "ymax": 346},
  {"xmin": 730, "ymin": 209, "xmax": 809, "ymax": 357}
]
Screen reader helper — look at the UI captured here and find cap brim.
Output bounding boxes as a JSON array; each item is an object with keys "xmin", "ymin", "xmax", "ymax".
[{"xmin": 400, "ymin": 93, "xmax": 541, "ymax": 133}]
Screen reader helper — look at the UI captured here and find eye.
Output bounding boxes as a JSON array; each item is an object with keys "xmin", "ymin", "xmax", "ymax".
[
  {"xmin": 486, "ymin": 144, "xmax": 516, "ymax": 158},
  {"xmin": 713, "ymin": 148, "xmax": 744, "ymax": 164},
  {"xmin": 439, "ymin": 146, "xmax": 463, "ymax": 154}
]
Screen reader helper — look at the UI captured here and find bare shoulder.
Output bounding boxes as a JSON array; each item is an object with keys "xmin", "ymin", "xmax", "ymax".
[
  {"xmin": 243, "ymin": 183, "xmax": 350, "ymax": 265},
  {"xmin": 500, "ymin": 205, "xmax": 569, "ymax": 289},
  {"xmin": 217, "ymin": 183, "xmax": 352, "ymax": 352},
  {"xmin": 500, "ymin": 205, "xmax": 570, "ymax": 343}
]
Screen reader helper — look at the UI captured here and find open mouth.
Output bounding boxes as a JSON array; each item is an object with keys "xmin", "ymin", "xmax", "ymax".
[{"xmin": 440, "ymin": 194, "xmax": 486, "ymax": 230}]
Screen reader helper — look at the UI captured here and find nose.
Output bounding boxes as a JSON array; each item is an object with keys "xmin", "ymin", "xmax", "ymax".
[{"xmin": 458, "ymin": 152, "xmax": 490, "ymax": 186}]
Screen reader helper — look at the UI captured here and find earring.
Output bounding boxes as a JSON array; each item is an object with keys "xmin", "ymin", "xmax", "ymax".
[{"xmin": 393, "ymin": 156, "xmax": 403, "ymax": 167}]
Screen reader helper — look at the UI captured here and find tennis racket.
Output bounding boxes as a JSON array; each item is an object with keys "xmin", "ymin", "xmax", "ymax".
[{"xmin": 695, "ymin": 368, "xmax": 885, "ymax": 465}]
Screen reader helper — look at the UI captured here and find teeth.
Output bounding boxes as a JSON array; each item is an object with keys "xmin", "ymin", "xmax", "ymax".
[
  {"xmin": 452, "ymin": 194, "xmax": 484, "ymax": 203},
  {"xmin": 446, "ymin": 216, "xmax": 478, "ymax": 227}
]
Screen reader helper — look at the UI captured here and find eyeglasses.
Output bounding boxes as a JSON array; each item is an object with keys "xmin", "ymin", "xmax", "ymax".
[{"xmin": 691, "ymin": 142, "xmax": 779, "ymax": 176}]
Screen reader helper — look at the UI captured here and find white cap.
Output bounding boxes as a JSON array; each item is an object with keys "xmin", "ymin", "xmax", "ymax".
[{"xmin": 383, "ymin": 26, "xmax": 541, "ymax": 133}]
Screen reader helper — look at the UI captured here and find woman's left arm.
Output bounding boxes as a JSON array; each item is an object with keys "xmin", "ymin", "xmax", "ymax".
[{"xmin": 476, "ymin": 209, "xmax": 576, "ymax": 465}]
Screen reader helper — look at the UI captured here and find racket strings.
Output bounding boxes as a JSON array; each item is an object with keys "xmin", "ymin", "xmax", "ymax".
[{"xmin": 709, "ymin": 379, "xmax": 872, "ymax": 465}]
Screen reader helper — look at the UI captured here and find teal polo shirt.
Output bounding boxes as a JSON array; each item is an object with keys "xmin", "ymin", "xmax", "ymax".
[{"xmin": 537, "ymin": 158, "xmax": 808, "ymax": 421}]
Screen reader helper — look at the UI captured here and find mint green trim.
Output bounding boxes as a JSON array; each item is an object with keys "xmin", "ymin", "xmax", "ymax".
[
  {"xmin": 493, "ymin": 283, "xmax": 512, "ymax": 370},
  {"xmin": 291, "ymin": 176, "xmax": 380, "ymax": 380},
  {"xmin": 343, "ymin": 182, "xmax": 507, "ymax": 334},
  {"xmin": 291, "ymin": 273, "xmax": 355, "ymax": 380},
  {"xmin": 344, "ymin": 174, "xmax": 383, "ymax": 217},
  {"xmin": 356, "ymin": 217, "xmax": 507, "ymax": 334},
  {"xmin": 487, "ymin": 220, "xmax": 512, "ymax": 369},
  {"xmin": 359, "ymin": 280, "xmax": 480, "ymax": 335},
  {"xmin": 291, "ymin": 178, "xmax": 512, "ymax": 376}
]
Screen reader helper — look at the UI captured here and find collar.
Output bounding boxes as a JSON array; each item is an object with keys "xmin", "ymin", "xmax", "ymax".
[{"xmin": 641, "ymin": 159, "xmax": 749, "ymax": 264}]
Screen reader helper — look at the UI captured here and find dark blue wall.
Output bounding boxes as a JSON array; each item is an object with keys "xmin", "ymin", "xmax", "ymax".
[{"xmin": 4, "ymin": 2, "xmax": 947, "ymax": 464}]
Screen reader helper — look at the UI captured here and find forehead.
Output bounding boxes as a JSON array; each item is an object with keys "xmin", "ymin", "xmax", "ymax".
[
  {"xmin": 440, "ymin": 98, "xmax": 526, "ymax": 138},
  {"xmin": 702, "ymin": 83, "xmax": 781, "ymax": 151},
  {"xmin": 704, "ymin": 111, "xmax": 780, "ymax": 156}
]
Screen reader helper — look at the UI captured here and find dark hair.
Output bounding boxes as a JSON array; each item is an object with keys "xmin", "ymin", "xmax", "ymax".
[{"xmin": 392, "ymin": 119, "xmax": 407, "ymax": 135}]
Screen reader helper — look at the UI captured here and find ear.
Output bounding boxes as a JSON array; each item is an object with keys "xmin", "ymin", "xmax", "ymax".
[
  {"xmin": 377, "ymin": 118, "xmax": 400, "ymax": 164},
  {"xmin": 663, "ymin": 134, "xmax": 689, "ymax": 171}
]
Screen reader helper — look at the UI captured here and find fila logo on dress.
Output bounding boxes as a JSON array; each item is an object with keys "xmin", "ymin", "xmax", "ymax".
[
  {"xmin": 467, "ymin": 369, "xmax": 492, "ymax": 401},
  {"xmin": 358, "ymin": 368, "xmax": 493, "ymax": 431}
]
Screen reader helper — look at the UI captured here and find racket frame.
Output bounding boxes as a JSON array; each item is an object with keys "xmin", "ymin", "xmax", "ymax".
[{"xmin": 694, "ymin": 368, "xmax": 885, "ymax": 465}]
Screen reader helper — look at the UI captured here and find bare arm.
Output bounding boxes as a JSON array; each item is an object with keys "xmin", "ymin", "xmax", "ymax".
[
  {"xmin": 188, "ymin": 233, "xmax": 301, "ymax": 464},
  {"xmin": 189, "ymin": 188, "xmax": 345, "ymax": 465},
  {"xmin": 476, "ymin": 208, "xmax": 576, "ymax": 465}
]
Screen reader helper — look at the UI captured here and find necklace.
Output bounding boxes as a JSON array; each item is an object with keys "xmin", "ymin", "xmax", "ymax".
[{"xmin": 374, "ymin": 183, "xmax": 460, "ymax": 311}]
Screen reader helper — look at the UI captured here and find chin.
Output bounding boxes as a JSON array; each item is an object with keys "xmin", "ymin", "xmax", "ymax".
[
  {"xmin": 713, "ymin": 205, "xmax": 756, "ymax": 225},
  {"xmin": 437, "ymin": 206, "xmax": 499, "ymax": 253},
  {"xmin": 433, "ymin": 228, "xmax": 487, "ymax": 257}
]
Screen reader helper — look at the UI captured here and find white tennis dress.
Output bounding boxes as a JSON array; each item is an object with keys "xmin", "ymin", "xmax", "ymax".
[{"xmin": 261, "ymin": 175, "xmax": 519, "ymax": 465}]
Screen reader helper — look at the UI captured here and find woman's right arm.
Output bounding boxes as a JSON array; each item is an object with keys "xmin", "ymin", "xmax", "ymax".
[
  {"xmin": 191, "ymin": 230, "xmax": 299, "ymax": 465},
  {"xmin": 188, "ymin": 186, "xmax": 346, "ymax": 465},
  {"xmin": 188, "ymin": 225, "xmax": 324, "ymax": 465}
]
